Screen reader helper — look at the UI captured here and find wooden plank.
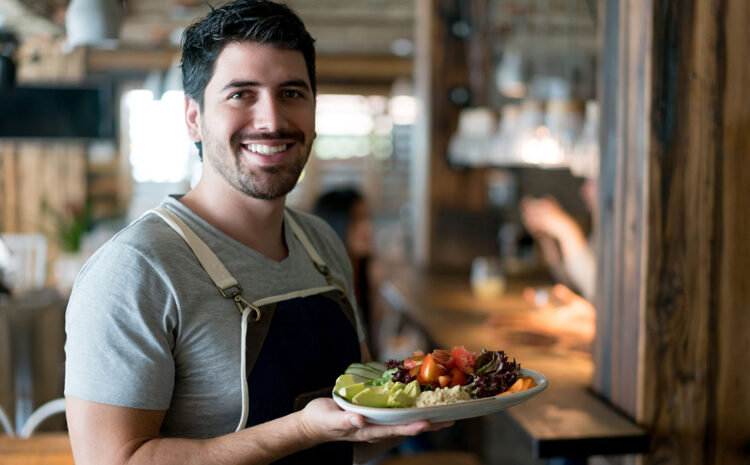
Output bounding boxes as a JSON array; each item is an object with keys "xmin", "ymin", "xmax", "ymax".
[
  {"xmin": 713, "ymin": 1, "xmax": 750, "ymax": 463},
  {"xmin": 641, "ymin": 1, "xmax": 727, "ymax": 464},
  {"xmin": 0, "ymin": 143, "xmax": 19, "ymax": 232},
  {"xmin": 316, "ymin": 55, "xmax": 412, "ymax": 82},
  {"xmin": 0, "ymin": 433, "xmax": 73, "ymax": 465},
  {"xmin": 594, "ymin": 0, "xmax": 650, "ymax": 420}
]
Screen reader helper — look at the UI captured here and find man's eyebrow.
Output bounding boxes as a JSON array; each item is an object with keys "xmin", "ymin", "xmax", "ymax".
[{"xmin": 220, "ymin": 79, "xmax": 311, "ymax": 93}]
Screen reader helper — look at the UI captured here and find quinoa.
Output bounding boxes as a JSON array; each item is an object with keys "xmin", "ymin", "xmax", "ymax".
[{"xmin": 416, "ymin": 386, "xmax": 471, "ymax": 407}]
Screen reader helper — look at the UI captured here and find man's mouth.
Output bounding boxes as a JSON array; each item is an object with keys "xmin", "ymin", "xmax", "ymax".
[{"xmin": 242, "ymin": 143, "xmax": 290, "ymax": 155}]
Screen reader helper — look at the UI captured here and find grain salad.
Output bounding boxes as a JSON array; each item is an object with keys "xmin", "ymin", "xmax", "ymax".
[{"xmin": 416, "ymin": 385, "xmax": 472, "ymax": 407}]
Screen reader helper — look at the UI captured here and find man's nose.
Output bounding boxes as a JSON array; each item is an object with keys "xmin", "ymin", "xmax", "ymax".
[{"xmin": 252, "ymin": 94, "xmax": 287, "ymax": 132}]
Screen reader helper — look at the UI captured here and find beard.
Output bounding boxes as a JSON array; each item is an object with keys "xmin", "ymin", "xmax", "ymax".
[{"xmin": 202, "ymin": 129, "xmax": 310, "ymax": 200}]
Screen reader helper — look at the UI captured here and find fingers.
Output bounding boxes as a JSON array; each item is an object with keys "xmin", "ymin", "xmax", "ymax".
[
  {"xmin": 552, "ymin": 283, "xmax": 578, "ymax": 304},
  {"xmin": 355, "ymin": 419, "xmax": 451, "ymax": 441}
]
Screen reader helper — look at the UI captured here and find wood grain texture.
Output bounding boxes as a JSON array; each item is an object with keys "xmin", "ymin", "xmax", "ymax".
[
  {"xmin": 644, "ymin": 0, "xmax": 725, "ymax": 464},
  {"xmin": 713, "ymin": 0, "xmax": 750, "ymax": 463},
  {"xmin": 638, "ymin": 0, "xmax": 750, "ymax": 464},
  {"xmin": 597, "ymin": 0, "xmax": 749, "ymax": 464},
  {"xmin": 594, "ymin": 0, "xmax": 650, "ymax": 420}
]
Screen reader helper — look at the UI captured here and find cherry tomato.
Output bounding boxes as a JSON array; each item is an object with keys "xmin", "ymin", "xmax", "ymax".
[
  {"xmin": 431, "ymin": 349, "xmax": 455, "ymax": 370},
  {"xmin": 438, "ymin": 375, "xmax": 452, "ymax": 388},
  {"xmin": 451, "ymin": 345, "xmax": 478, "ymax": 374},
  {"xmin": 417, "ymin": 353, "xmax": 445, "ymax": 385},
  {"xmin": 449, "ymin": 367, "xmax": 468, "ymax": 387},
  {"xmin": 403, "ymin": 356, "xmax": 425, "ymax": 370}
]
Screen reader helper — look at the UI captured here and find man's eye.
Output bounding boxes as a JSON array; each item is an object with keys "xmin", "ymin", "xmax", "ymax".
[
  {"xmin": 230, "ymin": 91, "xmax": 247, "ymax": 99},
  {"xmin": 283, "ymin": 89, "xmax": 303, "ymax": 99}
]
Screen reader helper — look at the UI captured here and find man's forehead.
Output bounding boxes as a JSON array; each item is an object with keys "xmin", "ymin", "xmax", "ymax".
[{"xmin": 208, "ymin": 42, "xmax": 310, "ymax": 87}]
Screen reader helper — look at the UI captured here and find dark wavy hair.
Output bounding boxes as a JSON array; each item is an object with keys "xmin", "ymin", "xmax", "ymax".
[{"xmin": 181, "ymin": 0, "xmax": 317, "ymax": 109}]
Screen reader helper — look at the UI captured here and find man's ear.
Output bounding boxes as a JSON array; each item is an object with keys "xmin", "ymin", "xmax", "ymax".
[{"xmin": 185, "ymin": 96, "xmax": 202, "ymax": 143}]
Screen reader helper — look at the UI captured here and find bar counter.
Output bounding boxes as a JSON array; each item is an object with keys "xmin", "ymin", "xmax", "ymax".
[{"xmin": 378, "ymin": 263, "xmax": 648, "ymax": 459}]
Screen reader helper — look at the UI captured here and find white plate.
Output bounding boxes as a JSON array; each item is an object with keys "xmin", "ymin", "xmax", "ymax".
[{"xmin": 332, "ymin": 368, "xmax": 548, "ymax": 425}]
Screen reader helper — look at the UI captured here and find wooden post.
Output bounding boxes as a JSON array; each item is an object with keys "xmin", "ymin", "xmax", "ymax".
[
  {"xmin": 596, "ymin": 0, "xmax": 750, "ymax": 464},
  {"xmin": 413, "ymin": 0, "xmax": 492, "ymax": 270}
]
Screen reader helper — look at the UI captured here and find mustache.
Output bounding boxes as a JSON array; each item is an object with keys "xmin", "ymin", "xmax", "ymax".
[{"xmin": 231, "ymin": 130, "xmax": 305, "ymax": 145}]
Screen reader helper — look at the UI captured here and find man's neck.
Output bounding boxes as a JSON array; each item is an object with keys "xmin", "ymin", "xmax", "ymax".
[{"xmin": 179, "ymin": 179, "xmax": 289, "ymax": 262}]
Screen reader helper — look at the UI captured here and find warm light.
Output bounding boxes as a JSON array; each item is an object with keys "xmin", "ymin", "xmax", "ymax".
[
  {"xmin": 125, "ymin": 90, "xmax": 196, "ymax": 183},
  {"xmin": 517, "ymin": 126, "xmax": 565, "ymax": 166},
  {"xmin": 389, "ymin": 95, "xmax": 417, "ymax": 125},
  {"xmin": 316, "ymin": 94, "xmax": 375, "ymax": 136}
]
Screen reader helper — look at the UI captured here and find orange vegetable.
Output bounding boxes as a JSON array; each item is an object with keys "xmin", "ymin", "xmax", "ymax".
[{"xmin": 417, "ymin": 353, "xmax": 445, "ymax": 385}]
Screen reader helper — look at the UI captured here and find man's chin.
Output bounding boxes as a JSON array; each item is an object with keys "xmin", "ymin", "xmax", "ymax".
[{"xmin": 235, "ymin": 177, "xmax": 299, "ymax": 201}]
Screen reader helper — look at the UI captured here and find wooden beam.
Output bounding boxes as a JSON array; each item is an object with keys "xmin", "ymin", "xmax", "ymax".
[
  {"xmin": 596, "ymin": 0, "xmax": 750, "ymax": 464},
  {"xmin": 86, "ymin": 47, "xmax": 180, "ymax": 73},
  {"xmin": 86, "ymin": 47, "xmax": 411, "ymax": 82},
  {"xmin": 316, "ymin": 55, "xmax": 411, "ymax": 82}
]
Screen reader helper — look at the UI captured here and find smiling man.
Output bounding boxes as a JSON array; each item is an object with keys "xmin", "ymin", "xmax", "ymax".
[{"xmin": 63, "ymin": 2, "xmax": 449, "ymax": 464}]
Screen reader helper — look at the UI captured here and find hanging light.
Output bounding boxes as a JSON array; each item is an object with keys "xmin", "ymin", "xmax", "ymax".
[{"xmin": 65, "ymin": 0, "xmax": 124, "ymax": 49}]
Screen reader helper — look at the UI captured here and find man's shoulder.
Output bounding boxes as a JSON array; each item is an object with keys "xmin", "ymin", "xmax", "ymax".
[
  {"xmin": 82, "ymin": 212, "xmax": 187, "ymax": 275},
  {"xmin": 109, "ymin": 212, "xmax": 184, "ymax": 256}
]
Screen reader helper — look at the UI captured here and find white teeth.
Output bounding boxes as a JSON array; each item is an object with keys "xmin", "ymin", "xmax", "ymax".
[{"xmin": 244, "ymin": 143, "xmax": 289, "ymax": 155}]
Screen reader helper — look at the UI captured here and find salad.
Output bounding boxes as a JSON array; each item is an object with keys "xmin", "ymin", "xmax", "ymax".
[{"xmin": 333, "ymin": 346, "xmax": 538, "ymax": 408}]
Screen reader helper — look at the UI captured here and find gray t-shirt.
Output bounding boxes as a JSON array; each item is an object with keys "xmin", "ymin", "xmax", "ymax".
[{"xmin": 64, "ymin": 195, "xmax": 363, "ymax": 438}]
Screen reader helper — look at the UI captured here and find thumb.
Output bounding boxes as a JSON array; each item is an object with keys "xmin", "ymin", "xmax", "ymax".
[{"xmin": 348, "ymin": 414, "xmax": 366, "ymax": 428}]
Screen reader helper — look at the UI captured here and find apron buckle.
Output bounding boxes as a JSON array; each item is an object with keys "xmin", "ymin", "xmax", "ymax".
[{"xmin": 234, "ymin": 294, "xmax": 262, "ymax": 321}]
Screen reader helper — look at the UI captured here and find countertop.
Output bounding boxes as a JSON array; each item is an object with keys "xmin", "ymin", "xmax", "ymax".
[{"xmin": 378, "ymin": 264, "xmax": 648, "ymax": 458}]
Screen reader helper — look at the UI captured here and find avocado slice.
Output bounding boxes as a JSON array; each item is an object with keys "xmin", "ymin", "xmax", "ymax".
[
  {"xmin": 334, "ymin": 374, "xmax": 357, "ymax": 393},
  {"xmin": 337, "ymin": 382, "xmax": 366, "ymax": 401},
  {"xmin": 387, "ymin": 388, "xmax": 417, "ymax": 408},
  {"xmin": 352, "ymin": 386, "xmax": 390, "ymax": 407}
]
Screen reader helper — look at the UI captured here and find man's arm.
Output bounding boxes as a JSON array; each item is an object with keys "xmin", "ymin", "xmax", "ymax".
[{"xmin": 67, "ymin": 396, "xmax": 446, "ymax": 465}]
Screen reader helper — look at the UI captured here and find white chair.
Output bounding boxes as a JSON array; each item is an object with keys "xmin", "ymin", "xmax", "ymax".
[
  {"xmin": 0, "ymin": 234, "xmax": 48, "ymax": 293},
  {"xmin": 19, "ymin": 398, "xmax": 66, "ymax": 438},
  {"xmin": 0, "ymin": 405, "xmax": 13, "ymax": 437}
]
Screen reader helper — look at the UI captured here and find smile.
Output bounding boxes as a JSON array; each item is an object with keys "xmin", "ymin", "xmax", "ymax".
[{"xmin": 243, "ymin": 143, "xmax": 290, "ymax": 155}]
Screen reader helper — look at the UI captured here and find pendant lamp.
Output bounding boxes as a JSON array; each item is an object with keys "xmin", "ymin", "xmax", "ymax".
[{"xmin": 65, "ymin": 0, "xmax": 123, "ymax": 49}]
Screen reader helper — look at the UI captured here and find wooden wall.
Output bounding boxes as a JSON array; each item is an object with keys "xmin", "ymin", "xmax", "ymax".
[
  {"xmin": 596, "ymin": 0, "xmax": 750, "ymax": 464},
  {"xmin": 0, "ymin": 38, "xmax": 88, "ymax": 253}
]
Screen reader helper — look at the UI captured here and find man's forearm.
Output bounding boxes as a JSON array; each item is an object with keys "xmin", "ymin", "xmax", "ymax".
[{"xmin": 125, "ymin": 413, "xmax": 316, "ymax": 465}]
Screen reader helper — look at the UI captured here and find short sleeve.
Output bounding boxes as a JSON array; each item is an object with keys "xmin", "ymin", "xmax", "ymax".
[{"xmin": 64, "ymin": 242, "xmax": 177, "ymax": 410}]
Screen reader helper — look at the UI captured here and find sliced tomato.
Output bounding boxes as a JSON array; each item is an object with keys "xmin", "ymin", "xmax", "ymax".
[
  {"xmin": 438, "ymin": 375, "xmax": 452, "ymax": 388},
  {"xmin": 449, "ymin": 367, "xmax": 468, "ymax": 387},
  {"xmin": 431, "ymin": 349, "xmax": 455, "ymax": 370},
  {"xmin": 417, "ymin": 353, "xmax": 445, "ymax": 385},
  {"xmin": 451, "ymin": 345, "xmax": 478, "ymax": 374},
  {"xmin": 409, "ymin": 365, "xmax": 421, "ymax": 377},
  {"xmin": 403, "ymin": 356, "xmax": 425, "ymax": 370}
]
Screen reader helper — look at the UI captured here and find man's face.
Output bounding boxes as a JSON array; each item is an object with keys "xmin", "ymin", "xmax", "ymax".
[{"xmin": 186, "ymin": 41, "xmax": 316, "ymax": 200}]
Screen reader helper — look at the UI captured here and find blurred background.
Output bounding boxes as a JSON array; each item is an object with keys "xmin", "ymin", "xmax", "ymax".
[{"xmin": 0, "ymin": 1, "xmax": 747, "ymax": 465}]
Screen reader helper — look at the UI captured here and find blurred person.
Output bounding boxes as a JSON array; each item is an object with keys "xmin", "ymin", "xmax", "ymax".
[
  {"xmin": 64, "ymin": 2, "xmax": 451, "ymax": 465},
  {"xmin": 313, "ymin": 188, "xmax": 379, "ymax": 356},
  {"xmin": 520, "ymin": 178, "xmax": 597, "ymax": 301}
]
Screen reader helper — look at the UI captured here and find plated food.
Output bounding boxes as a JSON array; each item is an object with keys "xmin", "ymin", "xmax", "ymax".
[{"xmin": 332, "ymin": 346, "xmax": 547, "ymax": 424}]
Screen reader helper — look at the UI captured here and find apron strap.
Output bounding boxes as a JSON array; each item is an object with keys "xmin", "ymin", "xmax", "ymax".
[
  {"xmin": 284, "ymin": 209, "xmax": 346, "ymax": 290},
  {"xmin": 149, "ymin": 207, "xmax": 260, "ymax": 319}
]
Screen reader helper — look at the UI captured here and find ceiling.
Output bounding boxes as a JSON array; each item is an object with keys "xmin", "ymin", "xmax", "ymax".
[{"xmin": 0, "ymin": 0, "xmax": 416, "ymax": 56}]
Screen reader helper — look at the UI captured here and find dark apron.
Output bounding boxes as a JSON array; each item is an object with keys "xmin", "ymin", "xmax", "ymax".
[{"xmin": 151, "ymin": 207, "xmax": 362, "ymax": 465}]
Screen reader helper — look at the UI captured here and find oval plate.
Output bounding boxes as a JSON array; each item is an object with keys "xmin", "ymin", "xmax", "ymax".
[{"xmin": 332, "ymin": 368, "xmax": 548, "ymax": 425}]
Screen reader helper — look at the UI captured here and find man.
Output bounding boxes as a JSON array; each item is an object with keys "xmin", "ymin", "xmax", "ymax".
[{"xmin": 64, "ymin": 2, "xmax": 449, "ymax": 464}]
